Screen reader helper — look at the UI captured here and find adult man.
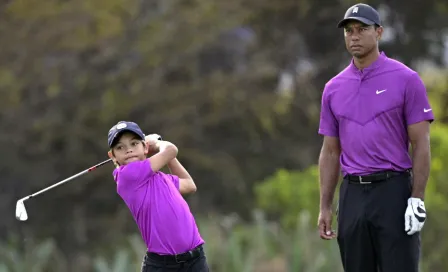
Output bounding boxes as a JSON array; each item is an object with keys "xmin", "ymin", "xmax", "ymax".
[{"xmin": 317, "ymin": 3, "xmax": 434, "ymax": 272}]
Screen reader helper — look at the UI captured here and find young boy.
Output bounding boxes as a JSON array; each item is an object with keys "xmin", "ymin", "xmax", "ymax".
[{"xmin": 107, "ymin": 121, "xmax": 209, "ymax": 272}]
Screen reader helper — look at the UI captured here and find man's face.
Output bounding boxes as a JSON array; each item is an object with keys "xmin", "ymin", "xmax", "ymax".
[{"xmin": 343, "ymin": 21, "xmax": 382, "ymax": 58}]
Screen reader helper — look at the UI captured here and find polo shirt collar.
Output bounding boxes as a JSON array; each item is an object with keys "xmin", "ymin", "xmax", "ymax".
[{"xmin": 350, "ymin": 51, "xmax": 387, "ymax": 75}]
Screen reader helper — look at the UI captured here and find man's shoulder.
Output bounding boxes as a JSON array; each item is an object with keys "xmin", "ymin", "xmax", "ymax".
[
  {"xmin": 382, "ymin": 56, "xmax": 418, "ymax": 77},
  {"xmin": 323, "ymin": 66, "xmax": 355, "ymax": 94},
  {"xmin": 331, "ymin": 64, "xmax": 355, "ymax": 80}
]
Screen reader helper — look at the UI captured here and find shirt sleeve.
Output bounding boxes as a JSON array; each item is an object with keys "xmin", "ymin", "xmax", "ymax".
[
  {"xmin": 166, "ymin": 174, "xmax": 180, "ymax": 190},
  {"xmin": 116, "ymin": 160, "xmax": 154, "ymax": 190},
  {"xmin": 404, "ymin": 73, "xmax": 435, "ymax": 125},
  {"xmin": 318, "ymin": 85, "xmax": 339, "ymax": 137}
]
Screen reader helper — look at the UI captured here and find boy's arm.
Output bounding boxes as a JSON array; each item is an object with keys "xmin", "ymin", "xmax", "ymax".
[
  {"xmin": 167, "ymin": 158, "xmax": 197, "ymax": 194},
  {"xmin": 148, "ymin": 141, "xmax": 178, "ymax": 172}
]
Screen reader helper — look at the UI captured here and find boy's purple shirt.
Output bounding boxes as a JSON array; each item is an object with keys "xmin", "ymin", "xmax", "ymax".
[{"xmin": 113, "ymin": 160, "xmax": 204, "ymax": 255}]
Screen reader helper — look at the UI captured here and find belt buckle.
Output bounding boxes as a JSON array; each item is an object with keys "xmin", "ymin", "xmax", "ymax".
[
  {"xmin": 175, "ymin": 251, "xmax": 193, "ymax": 263},
  {"xmin": 359, "ymin": 176, "xmax": 371, "ymax": 184},
  {"xmin": 175, "ymin": 254, "xmax": 187, "ymax": 263}
]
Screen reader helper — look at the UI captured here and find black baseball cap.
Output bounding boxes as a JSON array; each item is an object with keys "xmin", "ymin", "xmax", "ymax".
[
  {"xmin": 337, "ymin": 3, "xmax": 381, "ymax": 28},
  {"xmin": 108, "ymin": 121, "xmax": 145, "ymax": 148}
]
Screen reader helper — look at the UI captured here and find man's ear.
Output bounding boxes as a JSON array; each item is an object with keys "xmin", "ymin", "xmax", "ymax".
[{"xmin": 376, "ymin": 26, "xmax": 383, "ymax": 40}]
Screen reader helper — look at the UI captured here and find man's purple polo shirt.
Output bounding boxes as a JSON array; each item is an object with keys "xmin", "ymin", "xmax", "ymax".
[
  {"xmin": 113, "ymin": 160, "xmax": 204, "ymax": 254},
  {"xmin": 319, "ymin": 52, "xmax": 434, "ymax": 175}
]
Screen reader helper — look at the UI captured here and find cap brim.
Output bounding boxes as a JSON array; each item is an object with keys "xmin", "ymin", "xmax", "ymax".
[
  {"xmin": 337, "ymin": 17, "xmax": 376, "ymax": 28},
  {"xmin": 109, "ymin": 129, "xmax": 144, "ymax": 147}
]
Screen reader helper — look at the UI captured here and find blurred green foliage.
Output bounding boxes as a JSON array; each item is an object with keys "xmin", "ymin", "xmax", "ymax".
[
  {"xmin": 0, "ymin": 213, "xmax": 343, "ymax": 272},
  {"xmin": 1, "ymin": 0, "xmax": 448, "ymax": 271},
  {"xmin": 255, "ymin": 166, "xmax": 321, "ymax": 230}
]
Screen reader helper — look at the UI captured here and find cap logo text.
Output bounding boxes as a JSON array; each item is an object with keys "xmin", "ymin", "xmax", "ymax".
[{"xmin": 352, "ymin": 7, "xmax": 359, "ymax": 13}]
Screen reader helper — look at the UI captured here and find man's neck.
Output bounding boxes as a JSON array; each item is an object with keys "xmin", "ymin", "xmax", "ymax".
[{"xmin": 353, "ymin": 49, "xmax": 380, "ymax": 70}]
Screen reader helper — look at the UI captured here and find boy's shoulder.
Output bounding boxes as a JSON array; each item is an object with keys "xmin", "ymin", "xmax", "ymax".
[
  {"xmin": 113, "ymin": 160, "xmax": 178, "ymax": 183},
  {"xmin": 113, "ymin": 160, "xmax": 151, "ymax": 182},
  {"xmin": 113, "ymin": 160, "xmax": 180, "ymax": 192}
]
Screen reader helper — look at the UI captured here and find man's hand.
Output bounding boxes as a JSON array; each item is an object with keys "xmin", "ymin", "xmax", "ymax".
[
  {"xmin": 318, "ymin": 208, "xmax": 337, "ymax": 240},
  {"xmin": 405, "ymin": 197, "xmax": 427, "ymax": 235}
]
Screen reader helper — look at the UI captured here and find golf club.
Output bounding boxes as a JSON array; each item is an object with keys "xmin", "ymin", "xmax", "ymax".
[
  {"xmin": 15, "ymin": 158, "xmax": 112, "ymax": 221},
  {"xmin": 15, "ymin": 133, "xmax": 162, "ymax": 221}
]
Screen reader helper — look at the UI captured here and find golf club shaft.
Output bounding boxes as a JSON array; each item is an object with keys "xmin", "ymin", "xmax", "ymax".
[{"xmin": 27, "ymin": 158, "xmax": 112, "ymax": 200}]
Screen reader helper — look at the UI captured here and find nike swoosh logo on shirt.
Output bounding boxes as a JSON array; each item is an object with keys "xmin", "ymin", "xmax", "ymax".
[
  {"xmin": 376, "ymin": 90, "xmax": 386, "ymax": 94},
  {"xmin": 424, "ymin": 108, "xmax": 432, "ymax": 113}
]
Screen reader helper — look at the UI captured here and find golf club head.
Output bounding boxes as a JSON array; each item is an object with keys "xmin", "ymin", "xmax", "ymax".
[{"xmin": 15, "ymin": 198, "xmax": 28, "ymax": 221}]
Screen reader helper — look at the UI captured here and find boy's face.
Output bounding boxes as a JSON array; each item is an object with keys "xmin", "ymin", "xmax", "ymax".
[{"xmin": 108, "ymin": 132, "xmax": 148, "ymax": 166}]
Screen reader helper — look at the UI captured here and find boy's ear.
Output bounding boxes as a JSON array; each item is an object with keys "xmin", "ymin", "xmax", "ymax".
[
  {"xmin": 143, "ymin": 141, "xmax": 149, "ymax": 155},
  {"xmin": 108, "ymin": 150, "xmax": 119, "ymax": 168}
]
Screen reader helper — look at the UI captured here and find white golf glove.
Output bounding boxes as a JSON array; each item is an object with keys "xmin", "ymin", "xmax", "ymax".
[
  {"xmin": 145, "ymin": 134, "xmax": 162, "ymax": 142},
  {"xmin": 404, "ymin": 197, "xmax": 426, "ymax": 235}
]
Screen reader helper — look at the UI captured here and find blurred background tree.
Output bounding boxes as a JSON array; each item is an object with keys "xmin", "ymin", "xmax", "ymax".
[{"xmin": 1, "ymin": 0, "xmax": 447, "ymax": 271}]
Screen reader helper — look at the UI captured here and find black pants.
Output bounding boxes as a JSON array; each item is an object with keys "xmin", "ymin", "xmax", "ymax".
[
  {"xmin": 337, "ymin": 172, "xmax": 421, "ymax": 272},
  {"xmin": 141, "ymin": 245, "xmax": 209, "ymax": 272}
]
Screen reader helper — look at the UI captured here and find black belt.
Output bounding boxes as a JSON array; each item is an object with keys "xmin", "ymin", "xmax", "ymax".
[
  {"xmin": 146, "ymin": 244, "xmax": 204, "ymax": 264},
  {"xmin": 345, "ymin": 170, "xmax": 411, "ymax": 184}
]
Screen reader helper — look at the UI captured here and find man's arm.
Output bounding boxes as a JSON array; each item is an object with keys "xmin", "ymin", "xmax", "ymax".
[
  {"xmin": 167, "ymin": 158, "xmax": 197, "ymax": 194},
  {"xmin": 408, "ymin": 121, "xmax": 431, "ymax": 200},
  {"xmin": 319, "ymin": 136, "xmax": 341, "ymax": 210},
  {"xmin": 403, "ymin": 73, "xmax": 434, "ymax": 200},
  {"xmin": 317, "ymin": 83, "xmax": 341, "ymax": 239}
]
